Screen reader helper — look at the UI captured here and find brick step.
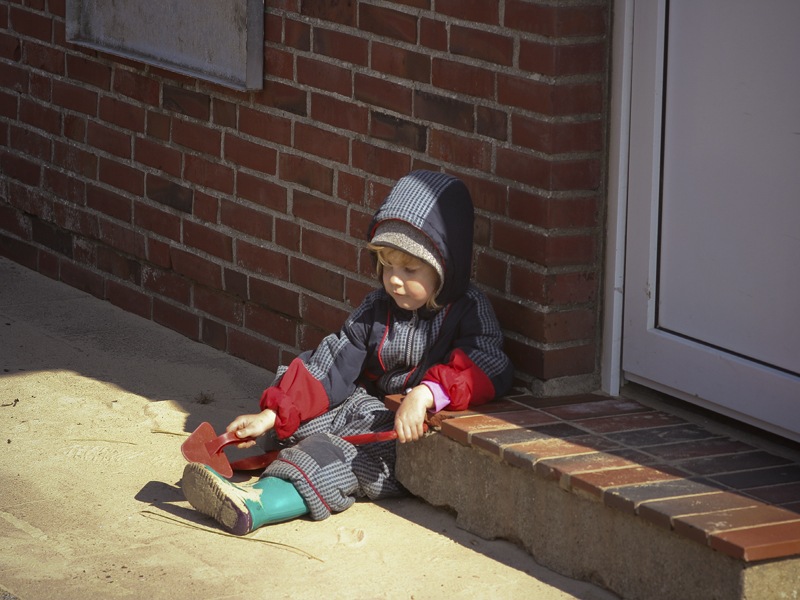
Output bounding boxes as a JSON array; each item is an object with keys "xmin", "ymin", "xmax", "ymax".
[{"xmin": 387, "ymin": 393, "xmax": 800, "ymax": 600}]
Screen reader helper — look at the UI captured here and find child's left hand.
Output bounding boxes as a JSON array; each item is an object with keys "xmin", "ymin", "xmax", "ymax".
[{"xmin": 394, "ymin": 385, "xmax": 434, "ymax": 443}]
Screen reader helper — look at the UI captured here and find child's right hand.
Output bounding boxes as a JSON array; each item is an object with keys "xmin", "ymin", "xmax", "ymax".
[{"xmin": 225, "ymin": 409, "xmax": 277, "ymax": 449}]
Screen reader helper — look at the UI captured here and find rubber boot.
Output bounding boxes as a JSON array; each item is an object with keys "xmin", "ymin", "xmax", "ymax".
[{"xmin": 182, "ymin": 463, "xmax": 309, "ymax": 535}]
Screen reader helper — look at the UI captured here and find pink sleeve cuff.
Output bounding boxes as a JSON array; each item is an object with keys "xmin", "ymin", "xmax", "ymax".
[{"xmin": 422, "ymin": 381, "xmax": 451, "ymax": 413}]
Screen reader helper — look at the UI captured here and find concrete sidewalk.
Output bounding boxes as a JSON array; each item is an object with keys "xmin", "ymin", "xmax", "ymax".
[{"xmin": 0, "ymin": 256, "xmax": 619, "ymax": 600}]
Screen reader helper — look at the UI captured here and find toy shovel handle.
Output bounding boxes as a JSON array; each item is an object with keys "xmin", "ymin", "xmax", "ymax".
[
  {"xmin": 205, "ymin": 430, "xmax": 258, "ymax": 456},
  {"xmin": 344, "ymin": 423, "xmax": 428, "ymax": 445}
]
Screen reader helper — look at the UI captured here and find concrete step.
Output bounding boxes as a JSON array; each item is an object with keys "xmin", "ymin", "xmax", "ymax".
[{"xmin": 389, "ymin": 393, "xmax": 800, "ymax": 600}]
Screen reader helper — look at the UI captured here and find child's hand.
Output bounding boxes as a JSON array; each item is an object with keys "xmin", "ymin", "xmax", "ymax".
[
  {"xmin": 225, "ymin": 409, "xmax": 277, "ymax": 449},
  {"xmin": 394, "ymin": 385, "xmax": 434, "ymax": 443}
]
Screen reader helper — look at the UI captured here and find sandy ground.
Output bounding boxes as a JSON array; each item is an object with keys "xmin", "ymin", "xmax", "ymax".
[{"xmin": 0, "ymin": 256, "xmax": 620, "ymax": 600}]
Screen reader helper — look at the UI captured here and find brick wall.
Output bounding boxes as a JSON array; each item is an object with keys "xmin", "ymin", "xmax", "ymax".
[{"xmin": 0, "ymin": 0, "xmax": 609, "ymax": 395}]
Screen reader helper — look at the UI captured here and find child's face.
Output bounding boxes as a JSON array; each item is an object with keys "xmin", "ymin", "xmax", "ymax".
[{"xmin": 382, "ymin": 253, "xmax": 438, "ymax": 311}]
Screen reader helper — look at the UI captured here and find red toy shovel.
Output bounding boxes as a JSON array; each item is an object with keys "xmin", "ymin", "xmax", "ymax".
[{"xmin": 181, "ymin": 422, "xmax": 426, "ymax": 479}]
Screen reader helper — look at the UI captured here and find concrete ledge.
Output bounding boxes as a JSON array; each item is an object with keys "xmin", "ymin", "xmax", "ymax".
[{"xmin": 397, "ymin": 430, "xmax": 800, "ymax": 600}]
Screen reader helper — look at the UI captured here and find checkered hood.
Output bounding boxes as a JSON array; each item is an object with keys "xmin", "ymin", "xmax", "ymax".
[{"xmin": 368, "ymin": 170, "xmax": 474, "ymax": 307}]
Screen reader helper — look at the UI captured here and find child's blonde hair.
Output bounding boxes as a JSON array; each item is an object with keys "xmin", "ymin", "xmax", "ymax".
[{"xmin": 368, "ymin": 243, "xmax": 442, "ymax": 310}]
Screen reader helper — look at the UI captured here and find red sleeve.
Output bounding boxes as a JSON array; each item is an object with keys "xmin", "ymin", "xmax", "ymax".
[
  {"xmin": 259, "ymin": 358, "xmax": 329, "ymax": 438},
  {"xmin": 422, "ymin": 348, "xmax": 496, "ymax": 411}
]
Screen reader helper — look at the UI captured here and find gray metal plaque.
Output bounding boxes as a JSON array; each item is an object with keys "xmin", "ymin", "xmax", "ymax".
[{"xmin": 66, "ymin": 0, "xmax": 264, "ymax": 90}]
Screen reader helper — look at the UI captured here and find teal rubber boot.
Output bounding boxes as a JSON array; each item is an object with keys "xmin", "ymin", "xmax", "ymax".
[{"xmin": 182, "ymin": 463, "xmax": 308, "ymax": 535}]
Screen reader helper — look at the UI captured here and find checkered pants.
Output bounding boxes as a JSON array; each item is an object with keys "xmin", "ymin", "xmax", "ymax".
[{"xmin": 257, "ymin": 387, "xmax": 403, "ymax": 520}]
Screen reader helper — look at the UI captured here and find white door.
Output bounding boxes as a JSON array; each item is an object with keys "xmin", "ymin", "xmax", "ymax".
[{"xmin": 622, "ymin": 0, "xmax": 800, "ymax": 440}]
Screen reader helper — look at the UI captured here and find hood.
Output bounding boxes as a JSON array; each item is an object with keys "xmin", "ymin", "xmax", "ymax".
[{"xmin": 368, "ymin": 170, "xmax": 474, "ymax": 308}]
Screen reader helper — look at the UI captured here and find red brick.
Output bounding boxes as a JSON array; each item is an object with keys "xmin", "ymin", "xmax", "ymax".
[
  {"xmin": 201, "ymin": 318, "xmax": 227, "ymax": 350},
  {"xmin": 505, "ymin": 2, "xmax": 607, "ymax": 37},
  {"xmin": 163, "ymin": 85, "xmax": 210, "ymax": 120},
  {"xmin": 496, "ymin": 148, "xmax": 601, "ymax": 191},
  {"xmin": 60, "ymin": 260, "xmax": 105, "ymax": 299},
  {"xmin": 10, "ymin": 125, "xmax": 50, "ymax": 160},
  {"xmin": 299, "ymin": 323, "xmax": 328, "ymax": 351},
  {"xmin": 193, "ymin": 191, "xmax": 218, "ymax": 223},
  {"xmin": 250, "ymin": 277, "xmax": 300, "ymax": 318},
  {"xmin": 23, "ymin": 40, "xmax": 64, "ymax": 74},
  {"xmin": 285, "ymin": 18, "xmax": 311, "ymax": 51},
  {"xmin": 63, "ymin": 114, "xmax": 85, "ymax": 141},
  {"xmin": 475, "ymin": 252, "xmax": 506, "ymax": 291},
  {"xmin": 452, "ymin": 170, "xmax": 507, "ymax": 215},
  {"xmin": 96, "ymin": 245, "xmax": 140, "ymax": 283},
  {"xmin": 213, "ymin": 99, "xmax": 237, "ymax": 128},
  {"xmin": 99, "ymin": 157, "xmax": 144, "ymax": 195},
  {"xmin": 6, "ymin": 181, "xmax": 52, "ymax": 221},
  {"xmin": 520, "ymin": 41, "xmax": 605, "ymax": 77},
  {"xmin": 239, "ymin": 106, "xmax": 292, "ymax": 145},
  {"xmin": 302, "ymin": 294, "xmax": 349, "ymax": 334},
  {"xmin": 66, "ymin": 54, "xmax": 111, "ymax": 89},
  {"xmin": 353, "ymin": 74, "xmax": 412, "ymax": 117},
  {"xmin": 513, "ymin": 114, "xmax": 602, "ymax": 155},
  {"xmin": 370, "ymin": 113, "xmax": 426, "ymax": 153},
  {"xmin": 52, "ymin": 80, "xmax": 97, "ymax": 115},
  {"xmin": 311, "ymin": 91, "xmax": 370, "ymax": 134},
  {"xmin": 293, "ymin": 122, "xmax": 349, "ymax": 163},
  {"xmin": 297, "ymin": 56, "xmax": 352, "ymax": 96},
  {"xmin": 143, "ymin": 264, "xmax": 191, "ymax": 304},
  {"xmin": 99, "ymin": 97, "xmax": 145, "ymax": 132},
  {"xmin": 171, "ymin": 247, "xmax": 222, "ymax": 288},
  {"xmin": 0, "ymin": 234, "xmax": 38, "ymax": 269},
  {"xmin": 352, "ymin": 141, "xmax": 411, "ymax": 180},
  {"xmin": 360, "ymin": 4, "xmax": 416, "ymax": 43},
  {"xmin": 420, "ymin": 18, "xmax": 447, "ymax": 51},
  {"xmin": 86, "ymin": 183, "xmax": 130, "ymax": 221},
  {"xmin": 279, "ymin": 153, "xmax": 334, "ymax": 195},
  {"xmin": 492, "ymin": 295, "xmax": 595, "ymax": 343},
  {"xmin": 53, "ymin": 141, "xmax": 97, "ymax": 179},
  {"xmin": 153, "ymin": 297, "xmax": 199, "ymax": 339},
  {"xmin": 475, "ymin": 106, "xmax": 507, "ymax": 141},
  {"xmin": 99, "ymin": 218, "xmax": 145, "ymax": 259},
  {"xmin": 114, "ymin": 69, "xmax": 159, "ymax": 106},
  {"xmin": 252, "ymin": 80, "xmax": 307, "ymax": 116},
  {"xmin": 292, "ymin": 191, "xmax": 346, "ymax": 232},
  {"xmin": 45, "ymin": 169, "xmax": 86, "ymax": 206},
  {"xmin": 149, "ymin": 66, "xmax": 197, "ymax": 87},
  {"xmin": 265, "ymin": 47, "xmax": 294, "ymax": 80},
  {"xmin": 49, "ymin": 0, "xmax": 66, "ymax": 16},
  {"xmin": 505, "ymin": 338, "xmax": 595, "ymax": 380},
  {"xmin": 508, "ymin": 190, "xmax": 598, "ymax": 229},
  {"xmin": 493, "ymin": 221, "xmax": 595, "ymax": 267},
  {"xmin": 221, "ymin": 199, "xmax": 273, "ymax": 240},
  {"xmin": 185, "ymin": 155, "xmax": 234, "ymax": 194},
  {"xmin": 498, "ymin": 75, "xmax": 604, "ymax": 116},
  {"xmin": 371, "ymin": 42, "xmax": 430, "ymax": 83},
  {"xmin": 450, "ymin": 26, "xmax": 512, "ymax": 66},
  {"xmin": 31, "ymin": 218, "xmax": 72, "ymax": 257},
  {"xmin": 345, "ymin": 277, "xmax": 376, "ymax": 308},
  {"xmin": 313, "ymin": 28, "xmax": 367, "ymax": 66},
  {"xmin": 0, "ymin": 62, "xmax": 28, "ymax": 93},
  {"xmin": 414, "ymin": 90, "xmax": 473, "ymax": 131},
  {"xmin": 10, "ymin": 6, "xmax": 51, "ymax": 41},
  {"xmin": 133, "ymin": 201, "xmax": 181, "ymax": 241},
  {"xmin": 147, "ymin": 237, "xmax": 172, "ymax": 268},
  {"xmin": 87, "ymin": 121, "xmax": 131, "ymax": 158},
  {"xmin": 183, "ymin": 220, "xmax": 233, "ymax": 261},
  {"xmin": 237, "ymin": 240, "xmax": 289, "ymax": 280},
  {"xmin": 237, "ymin": 172, "xmax": 288, "ymax": 212},
  {"xmin": 292, "ymin": 257, "xmax": 343, "ymax": 300},
  {"xmin": 147, "ymin": 111, "xmax": 171, "ymax": 141},
  {"xmin": 432, "ymin": 58, "xmax": 494, "ymax": 99},
  {"xmin": 0, "ymin": 90, "xmax": 18, "ymax": 119},
  {"xmin": 146, "ymin": 173, "xmax": 193, "ymax": 213},
  {"xmin": 264, "ymin": 12, "xmax": 283, "ymax": 44},
  {"xmin": 134, "ymin": 137, "xmax": 181, "ymax": 177},
  {"xmin": 349, "ymin": 207, "xmax": 372, "ymax": 239},
  {"xmin": 366, "ymin": 180, "xmax": 393, "ymax": 210},
  {"xmin": 71, "ymin": 238, "xmax": 95, "ymax": 265},
  {"xmin": 106, "ymin": 280, "xmax": 152, "ymax": 319},
  {"xmin": 275, "ymin": 218, "xmax": 301, "ymax": 251},
  {"xmin": 303, "ymin": 228, "xmax": 357, "ymax": 271},
  {"xmin": 0, "ymin": 31, "xmax": 21, "ymax": 61},
  {"xmin": 301, "ymin": 0, "xmax": 356, "ymax": 27},
  {"xmin": 245, "ymin": 303, "xmax": 296, "ymax": 345},
  {"xmin": 173, "ymin": 118, "xmax": 220, "ymax": 156},
  {"xmin": 194, "ymin": 284, "xmax": 243, "ymax": 326},
  {"xmin": 225, "ymin": 134, "xmax": 277, "ymax": 174},
  {"xmin": 430, "ymin": 129, "xmax": 491, "ymax": 170},
  {"xmin": 436, "ymin": 0, "xmax": 498, "ymax": 25},
  {"xmin": 228, "ymin": 329, "xmax": 279, "ymax": 371},
  {"xmin": 338, "ymin": 171, "xmax": 365, "ymax": 205}
]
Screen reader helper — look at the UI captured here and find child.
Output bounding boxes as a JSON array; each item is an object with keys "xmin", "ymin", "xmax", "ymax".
[{"xmin": 182, "ymin": 170, "xmax": 514, "ymax": 535}]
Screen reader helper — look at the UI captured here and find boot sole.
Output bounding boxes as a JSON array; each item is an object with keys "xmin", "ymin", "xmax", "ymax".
[{"xmin": 181, "ymin": 463, "xmax": 254, "ymax": 535}]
